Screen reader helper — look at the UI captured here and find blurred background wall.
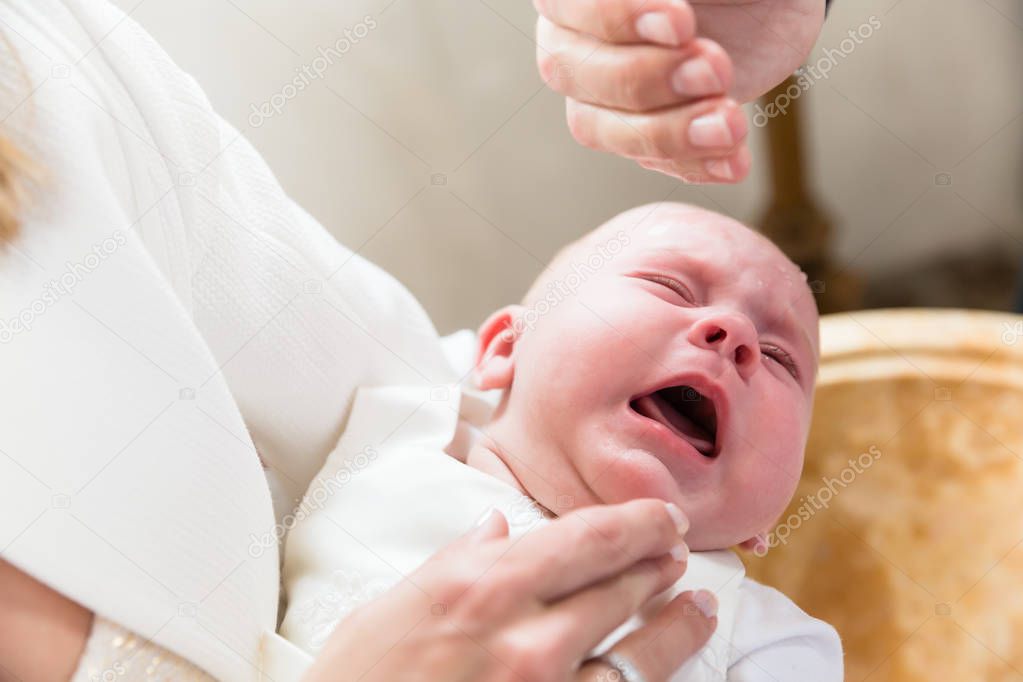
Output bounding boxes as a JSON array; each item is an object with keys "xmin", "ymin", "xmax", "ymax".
[{"xmin": 112, "ymin": 0, "xmax": 1023, "ymax": 333}]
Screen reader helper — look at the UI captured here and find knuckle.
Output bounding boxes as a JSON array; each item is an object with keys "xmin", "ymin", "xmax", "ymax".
[
  {"xmin": 447, "ymin": 558, "xmax": 530, "ymax": 626},
  {"xmin": 543, "ymin": 43, "xmax": 575, "ymax": 90},
  {"xmin": 536, "ymin": 48, "xmax": 560, "ymax": 84},
  {"xmin": 615, "ymin": 64, "xmax": 646, "ymax": 111},
  {"xmin": 565, "ymin": 101, "xmax": 597, "ymax": 149},
  {"xmin": 619, "ymin": 560, "xmax": 660, "ymax": 604},
  {"xmin": 580, "ymin": 511, "xmax": 628, "ymax": 553},
  {"xmin": 594, "ymin": 0, "xmax": 622, "ymax": 38},
  {"xmin": 454, "ymin": 591, "xmax": 503, "ymax": 633},
  {"xmin": 493, "ymin": 631, "xmax": 562, "ymax": 682},
  {"xmin": 642, "ymin": 116, "xmax": 678, "ymax": 159},
  {"xmin": 434, "ymin": 572, "xmax": 477, "ymax": 606},
  {"xmin": 458, "ymin": 575, "xmax": 523, "ymax": 625},
  {"xmin": 672, "ymin": 605, "xmax": 715, "ymax": 644},
  {"xmin": 619, "ymin": 50, "xmax": 670, "ymax": 112},
  {"xmin": 423, "ymin": 557, "xmax": 488, "ymax": 605},
  {"xmin": 653, "ymin": 553, "xmax": 682, "ymax": 587},
  {"xmin": 492, "ymin": 633, "xmax": 530, "ymax": 672}
]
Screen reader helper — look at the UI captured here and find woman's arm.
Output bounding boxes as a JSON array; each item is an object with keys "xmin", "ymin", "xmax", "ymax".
[{"xmin": 0, "ymin": 559, "xmax": 92, "ymax": 682}]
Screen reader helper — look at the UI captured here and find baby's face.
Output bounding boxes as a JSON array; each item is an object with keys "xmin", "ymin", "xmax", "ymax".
[{"xmin": 479, "ymin": 206, "xmax": 819, "ymax": 550}]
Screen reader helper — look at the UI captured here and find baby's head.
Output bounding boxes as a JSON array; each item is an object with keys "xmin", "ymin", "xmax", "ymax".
[{"xmin": 472, "ymin": 203, "xmax": 820, "ymax": 551}]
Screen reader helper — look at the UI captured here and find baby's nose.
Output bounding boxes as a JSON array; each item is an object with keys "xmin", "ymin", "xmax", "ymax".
[{"xmin": 688, "ymin": 314, "xmax": 761, "ymax": 379}]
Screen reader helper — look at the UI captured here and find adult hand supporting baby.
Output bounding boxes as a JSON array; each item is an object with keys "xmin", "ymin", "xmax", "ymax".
[
  {"xmin": 535, "ymin": 0, "xmax": 824, "ymax": 183},
  {"xmin": 304, "ymin": 500, "xmax": 717, "ymax": 682}
]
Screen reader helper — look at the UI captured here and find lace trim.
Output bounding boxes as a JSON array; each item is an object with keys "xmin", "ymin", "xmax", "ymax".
[{"xmin": 71, "ymin": 617, "xmax": 215, "ymax": 682}]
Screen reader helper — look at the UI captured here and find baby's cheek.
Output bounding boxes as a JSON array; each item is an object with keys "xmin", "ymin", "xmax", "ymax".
[
  {"xmin": 766, "ymin": 431, "xmax": 806, "ymax": 499},
  {"xmin": 742, "ymin": 395, "xmax": 806, "ymax": 517},
  {"xmin": 761, "ymin": 387, "xmax": 809, "ymax": 458},
  {"xmin": 764, "ymin": 453, "xmax": 803, "ymax": 508}
]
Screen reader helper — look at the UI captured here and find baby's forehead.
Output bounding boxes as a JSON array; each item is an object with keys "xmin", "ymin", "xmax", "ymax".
[
  {"xmin": 624, "ymin": 212, "xmax": 820, "ymax": 351},
  {"xmin": 631, "ymin": 212, "xmax": 798, "ymax": 275}
]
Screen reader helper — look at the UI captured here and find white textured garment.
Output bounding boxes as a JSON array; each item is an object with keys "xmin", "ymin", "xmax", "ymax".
[
  {"xmin": 0, "ymin": 1, "xmax": 455, "ymax": 679},
  {"xmin": 280, "ymin": 385, "xmax": 845, "ymax": 682}
]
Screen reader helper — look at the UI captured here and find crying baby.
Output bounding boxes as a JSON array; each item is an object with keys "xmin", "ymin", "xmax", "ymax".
[{"xmin": 280, "ymin": 202, "xmax": 843, "ymax": 681}]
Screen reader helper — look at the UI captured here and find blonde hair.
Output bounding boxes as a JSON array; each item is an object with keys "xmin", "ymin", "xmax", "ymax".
[
  {"xmin": 0, "ymin": 133, "xmax": 33, "ymax": 242},
  {"xmin": 0, "ymin": 30, "xmax": 37, "ymax": 243}
]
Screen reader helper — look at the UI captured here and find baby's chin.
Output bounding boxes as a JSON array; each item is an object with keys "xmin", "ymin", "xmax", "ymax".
[
  {"xmin": 684, "ymin": 499, "xmax": 792, "ymax": 551},
  {"xmin": 586, "ymin": 448, "xmax": 689, "ymax": 508},
  {"xmin": 579, "ymin": 446, "xmax": 786, "ymax": 551},
  {"xmin": 683, "ymin": 521, "xmax": 757, "ymax": 552}
]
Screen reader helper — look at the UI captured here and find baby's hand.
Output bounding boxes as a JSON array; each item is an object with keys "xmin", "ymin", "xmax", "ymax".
[{"xmin": 535, "ymin": 0, "xmax": 749, "ymax": 183}]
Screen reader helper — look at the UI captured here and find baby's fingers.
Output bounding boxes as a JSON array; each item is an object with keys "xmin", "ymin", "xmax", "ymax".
[{"xmin": 534, "ymin": 0, "xmax": 696, "ymax": 46}]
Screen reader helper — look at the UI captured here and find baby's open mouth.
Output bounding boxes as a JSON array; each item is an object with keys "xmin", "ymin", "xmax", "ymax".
[{"xmin": 630, "ymin": 385, "xmax": 718, "ymax": 457}]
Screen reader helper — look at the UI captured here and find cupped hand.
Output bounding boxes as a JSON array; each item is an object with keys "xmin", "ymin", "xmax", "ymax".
[
  {"xmin": 304, "ymin": 500, "xmax": 717, "ymax": 682},
  {"xmin": 535, "ymin": 0, "xmax": 824, "ymax": 183}
]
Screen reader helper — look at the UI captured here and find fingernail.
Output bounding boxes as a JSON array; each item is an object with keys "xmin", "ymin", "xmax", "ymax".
[
  {"xmin": 688, "ymin": 112, "xmax": 733, "ymax": 148},
  {"xmin": 475, "ymin": 507, "xmax": 497, "ymax": 527},
  {"xmin": 636, "ymin": 12, "xmax": 679, "ymax": 46},
  {"xmin": 665, "ymin": 503, "xmax": 689, "ymax": 535},
  {"xmin": 672, "ymin": 58, "xmax": 722, "ymax": 97},
  {"xmin": 693, "ymin": 589, "xmax": 718, "ymax": 618},
  {"xmin": 704, "ymin": 157, "xmax": 734, "ymax": 181},
  {"xmin": 670, "ymin": 543, "xmax": 689, "ymax": 563}
]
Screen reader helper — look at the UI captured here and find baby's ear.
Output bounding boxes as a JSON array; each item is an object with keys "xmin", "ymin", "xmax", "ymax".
[{"xmin": 474, "ymin": 305, "xmax": 524, "ymax": 391}]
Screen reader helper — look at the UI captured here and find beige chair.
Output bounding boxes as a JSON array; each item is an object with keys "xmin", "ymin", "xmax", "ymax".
[{"xmin": 744, "ymin": 309, "xmax": 1023, "ymax": 681}]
